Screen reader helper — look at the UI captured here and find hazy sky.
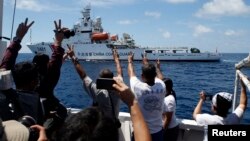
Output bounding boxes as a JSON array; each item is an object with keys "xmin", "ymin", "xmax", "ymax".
[{"xmin": 2, "ymin": 0, "xmax": 250, "ymax": 53}]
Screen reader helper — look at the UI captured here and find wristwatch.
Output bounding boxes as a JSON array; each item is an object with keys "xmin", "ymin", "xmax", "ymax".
[{"xmin": 13, "ymin": 36, "xmax": 22, "ymax": 44}]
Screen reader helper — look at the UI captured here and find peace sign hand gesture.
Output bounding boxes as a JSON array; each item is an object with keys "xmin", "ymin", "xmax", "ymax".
[
  {"xmin": 53, "ymin": 19, "xmax": 69, "ymax": 46},
  {"xmin": 67, "ymin": 44, "xmax": 75, "ymax": 58},
  {"xmin": 16, "ymin": 18, "xmax": 34, "ymax": 40}
]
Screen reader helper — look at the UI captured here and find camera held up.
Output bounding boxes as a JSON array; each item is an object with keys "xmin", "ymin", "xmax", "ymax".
[
  {"xmin": 19, "ymin": 115, "xmax": 39, "ymax": 141},
  {"xmin": 63, "ymin": 30, "xmax": 75, "ymax": 39},
  {"xmin": 54, "ymin": 29, "xmax": 75, "ymax": 39},
  {"xmin": 205, "ymin": 94, "xmax": 213, "ymax": 101}
]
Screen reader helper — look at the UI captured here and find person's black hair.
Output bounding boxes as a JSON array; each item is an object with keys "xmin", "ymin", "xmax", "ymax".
[
  {"xmin": 12, "ymin": 61, "xmax": 38, "ymax": 88},
  {"xmin": 32, "ymin": 53, "xmax": 49, "ymax": 76},
  {"xmin": 99, "ymin": 68, "xmax": 113, "ymax": 78},
  {"xmin": 18, "ymin": 115, "xmax": 37, "ymax": 128},
  {"xmin": 141, "ymin": 63, "xmax": 157, "ymax": 84},
  {"xmin": 91, "ymin": 117, "xmax": 118, "ymax": 141},
  {"xmin": 215, "ymin": 94, "xmax": 232, "ymax": 117},
  {"xmin": 55, "ymin": 107, "xmax": 101, "ymax": 141},
  {"xmin": 55, "ymin": 107, "xmax": 118, "ymax": 141},
  {"xmin": 163, "ymin": 77, "xmax": 177, "ymax": 102},
  {"xmin": 18, "ymin": 115, "xmax": 39, "ymax": 141}
]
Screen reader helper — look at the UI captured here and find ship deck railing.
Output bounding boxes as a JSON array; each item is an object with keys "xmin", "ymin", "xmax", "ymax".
[{"xmin": 233, "ymin": 52, "xmax": 250, "ymax": 110}]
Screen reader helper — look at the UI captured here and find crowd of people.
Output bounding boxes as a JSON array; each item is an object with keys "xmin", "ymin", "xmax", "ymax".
[{"xmin": 0, "ymin": 18, "xmax": 248, "ymax": 141}]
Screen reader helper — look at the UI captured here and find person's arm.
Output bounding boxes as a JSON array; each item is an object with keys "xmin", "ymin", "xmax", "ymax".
[
  {"xmin": 193, "ymin": 91, "xmax": 206, "ymax": 120},
  {"xmin": 113, "ymin": 49, "xmax": 123, "ymax": 78},
  {"xmin": 67, "ymin": 45, "xmax": 87, "ymax": 79},
  {"xmin": 128, "ymin": 52, "xmax": 136, "ymax": 78},
  {"xmin": 163, "ymin": 112, "xmax": 173, "ymax": 129},
  {"xmin": 42, "ymin": 19, "xmax": 66, "ymax": 92},
  {"xmin": 112, "ymin": 77, "xmax": 151, "ymax": 141},
  {"xmin": 238, "ymin": 79, "xmax": 247, "ymax": 111},
  {"xmin": 142, "ymin": 52, "xmax": 149, "ymax": 65},
  {"xmin": 0, "ymin": 18, "xmax": 34, "ymax": 70},
  {"xmin": 156, "ymin": 59, "xmax": 164, "ymax": 80}
]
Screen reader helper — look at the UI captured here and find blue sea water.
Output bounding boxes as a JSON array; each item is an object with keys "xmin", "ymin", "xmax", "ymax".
[{"xmin": 17, "ymin": 53, "xmax": 250, "ymax": 124}]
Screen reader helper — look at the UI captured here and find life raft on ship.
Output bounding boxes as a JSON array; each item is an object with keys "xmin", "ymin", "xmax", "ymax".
[{"xmin": 91, "ymin": 32, "xmax": 109, "ymax": 40}]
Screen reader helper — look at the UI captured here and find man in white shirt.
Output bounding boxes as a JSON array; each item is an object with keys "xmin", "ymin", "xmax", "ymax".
[
  {"xmin": 193, "ymin": 79, "xmax": 247, "ymax": 125},
  {"xmin": 127, "ymin": 52, "xmax": 166, "ymax": 141}
]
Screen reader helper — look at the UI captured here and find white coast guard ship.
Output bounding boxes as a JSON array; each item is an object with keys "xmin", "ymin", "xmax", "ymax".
[{"xmin": 27, "ymin": 5, "xmax": 221, "ymax": 62}]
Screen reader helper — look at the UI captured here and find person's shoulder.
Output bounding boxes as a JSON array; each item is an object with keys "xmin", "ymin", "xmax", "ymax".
[
  {"xmin": 155, "ymin": 77, "xmax": 162, "ymax": 81},
  {"xmin": 96, "ymin": 90, "xmax": 109, "ymax": 98},
  {"xmin": 83, "ymin": 76, "xmax": 93, "ymax": 84},
  {"xmin": 164, "ymin": 96, "xmax": 176, "ymax": 107},
  {"xmin": 196, "ymin": 113, "xmax": 223, "ymax": 125},
  {"xmin": 165, "ymin": 95, "xmax": 175, "ymax": 101},
  {"xmin": 196, "ymin": 113, "xmax": 214, "ymax": 119},
  {"xmin": 130, "ymin": 76, "xmax": 140, "ymax": 82},
  {"xmin": 155, "ymin": 77, "xmax": 165, "ymax": 84},
  {"xmin": 130, "ymin": 76, "xmax": 137, "ymax": 79}
]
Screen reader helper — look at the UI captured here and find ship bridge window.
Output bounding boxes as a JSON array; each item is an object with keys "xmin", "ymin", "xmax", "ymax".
[
  {"xmin": 145, "ymin": 50, "xmax": 154, "ymax": 53},
  {"xmin": 159, "ymin": 50, "xmax": 165, "ymax": 53}
]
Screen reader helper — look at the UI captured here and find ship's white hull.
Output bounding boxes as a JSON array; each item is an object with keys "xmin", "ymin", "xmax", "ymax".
[{"xmin": 27, "ymin": 43, "xmax": 221, "ymax": 62}]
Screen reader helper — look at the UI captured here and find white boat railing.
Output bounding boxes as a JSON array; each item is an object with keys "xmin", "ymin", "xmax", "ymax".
[
  {"xmin": 233, "ymin": 52, "xmax": 250, "ymax": 110},
  {"xmin": 235, "ymin": 53, "xmax": 250, "ymax": 69}
]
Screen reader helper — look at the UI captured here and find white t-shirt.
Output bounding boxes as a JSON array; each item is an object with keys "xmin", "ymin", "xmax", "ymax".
[
  {"xmin": 196, "ymin": 106, "xmax": 244, "ymax": 125},
  {"xmin": 82, "ymin": 76, "xmax": 121, "ymax": 119},
  {"xmin": 163, "ymin": 95, "xmax": 179, "ymax": 128},
  {"xmin": 130, "ymin": 76, "xmax": 166, "ymax": 134}
]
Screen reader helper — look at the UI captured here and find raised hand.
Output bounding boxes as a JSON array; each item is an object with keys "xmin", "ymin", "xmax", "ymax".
[
  {"xmin": 155, "ymin": 58, "xmax": 164, "ymax": 79},
  {"xmin": 53, "ymin": 19, "xmax": 69, "ymax": 46},
  {"xmin": 156, "ymin": 58, "xmax": 160, "ymax": 69},
  {"xmin": 142, "ymin": 52, "xmax": 148, "ymax": 65},
  {"xmin": 112, "ymin": 77, "xmax": 135, "ymax": 106},
  {"xmin": 113, "ymin": 49, "xmax": 123, "ymax": 77},
  {"xmin": 67, "ymin": 44, "xmax": 75, "ymax": 58},
  {"xmin": 16, "ymin": 18, "xmax": 34, "ymax": 40},
  {"xmin": 112, "ymin": 49, "xmax": 119, "ymax": 61},
  {"xmin": 128, "ymin": 51, "xmax": 134, "ymax": 63},
  {"xmin": 199, "ymin": 90, "xmax": 206, "ymax": 100}
]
